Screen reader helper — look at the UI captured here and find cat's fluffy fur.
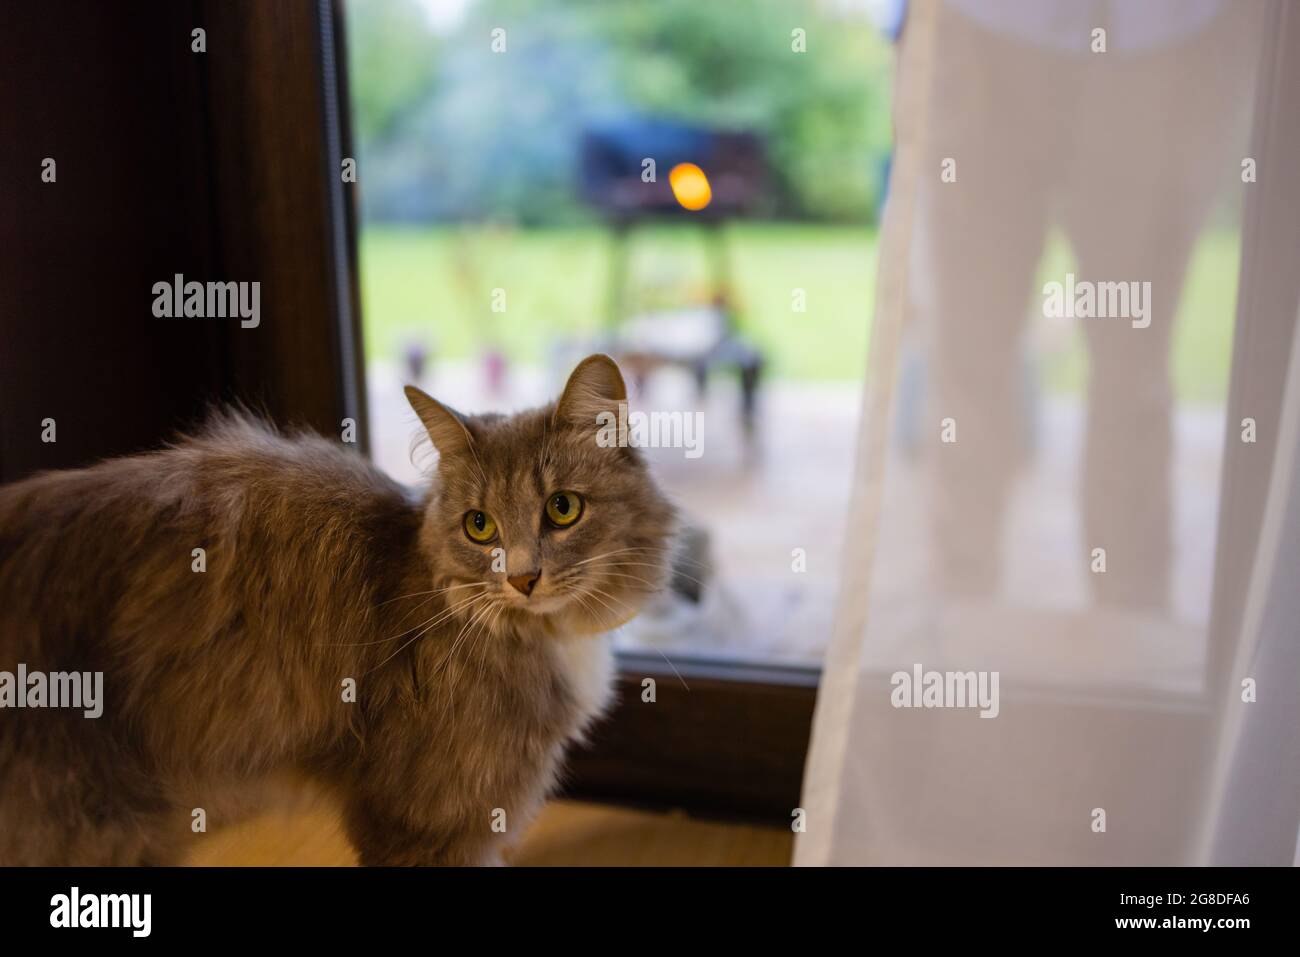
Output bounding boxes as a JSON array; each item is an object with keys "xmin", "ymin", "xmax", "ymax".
[{"xmin": 0, "ymin": 355, "xmax": 674, "ymax": 865}]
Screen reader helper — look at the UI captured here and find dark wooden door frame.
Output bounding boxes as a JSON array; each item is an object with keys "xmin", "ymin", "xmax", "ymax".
[
  {"xmin": 0, "ymin": 0, "xmax": 367, "ymax": 486},
  {"xmin": 193, "ymin": 0, "xmax": 367, "ymax": 447}
]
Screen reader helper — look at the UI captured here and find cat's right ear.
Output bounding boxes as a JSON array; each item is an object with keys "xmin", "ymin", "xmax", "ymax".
[
  {"xmin": 404, "ymin": 385, "xmax": 474, "ymax": 458},
  {"xmin": 556, "ymin": 353, "xmax": 628, "ymax": 426}
]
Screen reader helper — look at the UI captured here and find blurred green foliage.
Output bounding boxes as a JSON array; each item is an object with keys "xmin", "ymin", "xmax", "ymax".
[
  {"xmin": 346, "ymin": 0, "xmax": 895, "ymax": 224},
  {"xmin": 346, "ymin": 0, "xmax": 442, "ymax": 146}
]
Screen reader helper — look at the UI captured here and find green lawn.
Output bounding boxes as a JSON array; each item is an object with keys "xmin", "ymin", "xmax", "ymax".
[
  {"xmin": 357, "ymin": 222, "xmax": 878, "ymax": 382},
  {"xmin": 358, "ymin": 223, "xmax": 1238, "ymax": 399}
]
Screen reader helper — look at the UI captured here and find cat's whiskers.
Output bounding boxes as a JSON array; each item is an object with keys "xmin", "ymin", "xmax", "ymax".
[
  {"xmin": 378, "ymin": 591, "xmax": 440, "ymax": 637},
  {"xmin": 407, "ymin": 590, "xmax": 496, "ymax": 658},
  {"xmin": 361, "ymin": 591, "xmax": 492, "ymax": 673},
  {"xmin": 551, "ymin": 562, "xmax": 661, "ymax": 600},
  {"xmin": 575, "ymin": 545, "xmax": 707, "ymax": 582},
  {"xmin": 431, "ymin": 594, "xmax": 499, "ymax": 679},
  {"xmin": 554, "ymin": 573, "xmax": 647, "ymax": 602},
  {"xmin": 593, "ymin": 570, "xmax": 660, "ymax": 590},
  {"xmin": 571, "ymin": 582, "xmax": 632, "ymax": 627},
  {"xmin": 430, "ymin": 596, "xmax": 500, "ymax": 705},
  {"xmin": 329, "ymin": 587, "xmax": 487, "ymax": 647},
  {"xmin": 586, "ymin": 582, "xmax": 637, "ymax": 613},
  {"xmin": 469, "ymin": 599, "xmax": 508, "ymax": 690},
  {"xmin": 561, "ymin": 586, "xmax": 606, "ymax": 631},
  {"xmin": 586, "ymin": 544, "xmax": 710, "ymax": 574},
  {"xmin": 398, "ymin": 590, "xmax": 491, "ymax": 644},
  {"xmin": 596, "ymin": 559, "xmax": 700, "ymax": 586},
  {"xmin": 571, "ymin": 545, "xmax": 669, "ymax": 568},
  {"xmin": 384, "ymin": 590, "xmax": 491, "ymax": 681},
  {"xmin": 576, "ymin": 543, "xmax": 703, "ymax": 565},
  {"xmin": 372, "ymin": 581, "xmax": 488, "ymax": 608},
  {"xmin": 382, "ymin": 581, "xmax": 492, "ymax": 635},
  {"xmin": 575, "ymin": 582, "xmax": 690, "ymax": 691}
]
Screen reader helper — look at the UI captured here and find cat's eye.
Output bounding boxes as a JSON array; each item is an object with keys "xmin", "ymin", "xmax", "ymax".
[
  {"xmin": 463, "ymin": 510, "xmax": 498, "ymax": 544},
  {"xmin": 545, "ymin": 491, "xmax": 583, "ymax": 528}
]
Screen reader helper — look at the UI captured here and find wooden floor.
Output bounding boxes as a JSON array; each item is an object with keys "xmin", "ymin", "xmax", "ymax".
[{"xmin": 186, "ymin": 794, "xmax": 793, "ymax": 867}]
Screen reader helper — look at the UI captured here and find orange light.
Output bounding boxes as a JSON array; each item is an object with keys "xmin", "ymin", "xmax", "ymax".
[{"xmin": 669, "ymin": 162, "xmax": 712, "ymax": 211}]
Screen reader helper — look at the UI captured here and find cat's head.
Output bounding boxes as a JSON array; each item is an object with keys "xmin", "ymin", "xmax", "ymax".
[{"xmin": 405, "ymin": 354, "xmax": 676, "ymax": 638}]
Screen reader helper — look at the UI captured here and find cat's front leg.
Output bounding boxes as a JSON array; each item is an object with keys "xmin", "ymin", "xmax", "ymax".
[{"xmin": 342, "ymin": 795, "xmax": 504, "ymax": 866}]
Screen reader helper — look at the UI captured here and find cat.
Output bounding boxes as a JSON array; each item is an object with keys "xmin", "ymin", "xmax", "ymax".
[{"xmin": 0, "ymin": 354, "xmax": 675, "ymax": 865}]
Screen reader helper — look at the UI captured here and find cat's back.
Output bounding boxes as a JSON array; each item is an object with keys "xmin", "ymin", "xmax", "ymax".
[
  {"xmin": 0, "ymin": 409, "xmax": 408, "ymax": 546},
  {"xmin": 0, "ymin": 411, "xmax": 418, "ymax": 649}
]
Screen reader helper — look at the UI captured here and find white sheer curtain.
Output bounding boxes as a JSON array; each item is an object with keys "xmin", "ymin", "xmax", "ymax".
[{"xmin": 797, "ymin": 0, "xmax": 1299, "ymax": 866}]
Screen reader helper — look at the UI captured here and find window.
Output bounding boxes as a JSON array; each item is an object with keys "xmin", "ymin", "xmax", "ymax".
[{"xmin": 339, "ymin": 0, "xmax": 897, "ymax": 815}]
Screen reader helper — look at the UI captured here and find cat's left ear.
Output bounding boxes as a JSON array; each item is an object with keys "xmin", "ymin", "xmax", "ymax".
[
  {"xmin": 404, "ymin": 385, "xmax": 474, "ymax": 458},
  {"xmin": 556, "ymin": 354, "xmax": 628, "ymax": 427}
]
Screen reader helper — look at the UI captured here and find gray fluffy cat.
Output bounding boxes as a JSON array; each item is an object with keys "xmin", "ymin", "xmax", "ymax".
[{"xmin": 0, "ymin": 354, "xmax": 674, "ymax": 865}]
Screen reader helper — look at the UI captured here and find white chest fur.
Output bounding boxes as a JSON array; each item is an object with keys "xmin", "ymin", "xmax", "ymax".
[{"xmin": 547, "ymin": 633, "xmax": 616, "ymax": 727}]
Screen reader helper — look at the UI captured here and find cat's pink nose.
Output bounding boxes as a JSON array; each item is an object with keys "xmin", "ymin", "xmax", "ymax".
[{"xmin": 508, "ymin": 571, "xmax": 540, "ymax": 597}]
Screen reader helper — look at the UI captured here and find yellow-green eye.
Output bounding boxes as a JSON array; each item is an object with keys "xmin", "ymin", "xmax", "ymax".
[
  {"xmin": 545, "ymin": 491, "xmax": 583, "ymax": 528},
  {"xmin": 463, "ymin": 510, "xmax": 497, "ymax": 544}
]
